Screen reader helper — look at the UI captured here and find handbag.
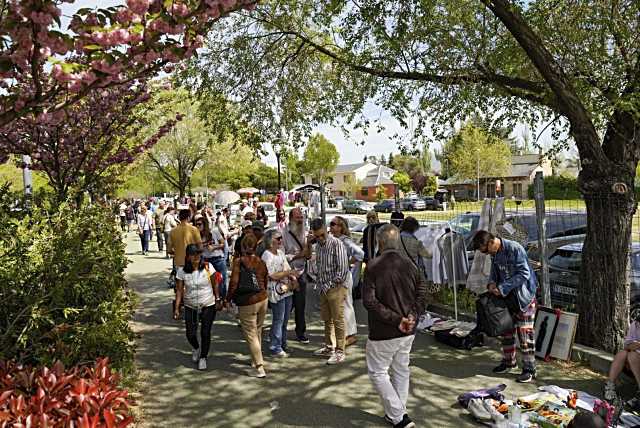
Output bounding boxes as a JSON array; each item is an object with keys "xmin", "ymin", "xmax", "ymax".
[{"xmin": 475, "ymin": 292, "xmax": 514, "ymax": 337}]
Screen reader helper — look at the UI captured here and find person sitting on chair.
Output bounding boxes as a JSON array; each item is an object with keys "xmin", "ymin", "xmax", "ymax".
[{"xmin": 604, "ymin": 304, "xmax": 640, "ymax": 409}]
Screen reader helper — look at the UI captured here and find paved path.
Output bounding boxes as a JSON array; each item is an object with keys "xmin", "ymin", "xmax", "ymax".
[{"xmin": 125, "ymin": 232, "xmax": 603, "ymax": 428}]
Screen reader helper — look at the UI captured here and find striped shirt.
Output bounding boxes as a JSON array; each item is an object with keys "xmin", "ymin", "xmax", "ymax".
[{"xmin": 315, "ymin": 235, "xmax": 350, "ymax": 294}]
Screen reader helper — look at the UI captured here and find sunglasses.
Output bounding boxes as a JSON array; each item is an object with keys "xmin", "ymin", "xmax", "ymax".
[
  {"xmin": 329, "ymin": 222, "xmax": 337, "ymax": 227},
  {"xmin": 274, "ymin": 236, "xmax": 282, "ymax": 241},
  {"xmin": 196, "ymin": 222, "xmax": 204, "ymax": 226}
]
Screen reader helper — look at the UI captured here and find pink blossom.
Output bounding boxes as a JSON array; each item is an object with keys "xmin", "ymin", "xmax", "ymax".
[
  {"xmin": 170, "ymin": 3, "xmax": 190, "ymax": 17},
  {"xmin": 126, "ymin": 0, "xmax": 150, "ymax": 16}
]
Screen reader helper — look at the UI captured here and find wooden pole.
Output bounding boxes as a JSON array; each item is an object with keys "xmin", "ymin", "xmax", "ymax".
[{"xmin": 534, "ymin": 171, "xmax": 550, "ymax": 306}]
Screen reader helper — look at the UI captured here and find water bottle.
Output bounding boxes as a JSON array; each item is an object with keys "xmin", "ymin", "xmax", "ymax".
[{"xmin": 508, "ymin": 405, "xmax": 522, "ymax": 425}]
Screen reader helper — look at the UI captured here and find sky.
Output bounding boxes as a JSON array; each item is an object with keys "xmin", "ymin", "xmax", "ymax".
[{"xmin": 62, "ymin": 1, "xmax": 561, "ymax": 168}]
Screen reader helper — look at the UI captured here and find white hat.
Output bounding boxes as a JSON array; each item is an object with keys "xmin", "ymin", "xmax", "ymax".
[{"xmin": 241, "ymin": 220, "xmax": 252, "ymax": 228}]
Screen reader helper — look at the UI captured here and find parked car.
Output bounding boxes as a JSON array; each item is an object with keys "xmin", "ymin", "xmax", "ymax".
[
  {"xmin": 374, "ymin": 199, "xmax": 397, "ymax": 213},
  {"xmin": 546, "ymin": 242, "xmax": 640, "ymax": 311},
  {"xmin": 400, "ymin": 197, "xmax": 426, "ymax": 211},
  {"xmin": 342, "ymin": 199, "xmax": 370, "ymax": 214},
  {"xmin": 423, "ymin": 197, "xmax": 443, "ymax": 211},
  {"xmin": 450, "ymin": 210, "xmax": 587, "ymax": 247},
  {"xmin": 258, "ymin": 202, "xmax": 277, "ymax": 226}
]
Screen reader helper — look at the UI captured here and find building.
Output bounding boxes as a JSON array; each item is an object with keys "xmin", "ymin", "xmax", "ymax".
[
  {"xmin": 302, "ymin": 162, "xmax": 398, "ymax": 202},
  {"xmin": 441, "ymin": 154, "xmax": 553, "ymax": 200}
]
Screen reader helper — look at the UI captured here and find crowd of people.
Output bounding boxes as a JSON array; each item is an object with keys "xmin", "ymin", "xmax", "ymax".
[
  {"xmin": 115, "ymin": 194, "xmax": 640, "ymax": 427},
  {"xmin": 132, "ymin": 193, "xmax": 551, "ymax": 427}
]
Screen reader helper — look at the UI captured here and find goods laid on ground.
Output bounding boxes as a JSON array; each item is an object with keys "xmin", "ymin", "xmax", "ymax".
[{"xmin": 457, "ymin": 384, "xmax": 640, "ymax": 427}]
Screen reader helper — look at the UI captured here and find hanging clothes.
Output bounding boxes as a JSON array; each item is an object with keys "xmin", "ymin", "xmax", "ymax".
[
  {"xmin": 437, "ymin": 230, "xmax": 469, "ymax": 285},
  {"xmin": 415, "ymin": 223, "xmax": 450, "ymax": 284},
  {"xmin": 466, "ymin": 199, "xmax": 493, "ymax": 294}
]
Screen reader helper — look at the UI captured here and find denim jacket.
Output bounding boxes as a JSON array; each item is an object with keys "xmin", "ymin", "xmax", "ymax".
[{"xmin": 490, "ymin": 238, "xmax": 537, "ymax": 311}]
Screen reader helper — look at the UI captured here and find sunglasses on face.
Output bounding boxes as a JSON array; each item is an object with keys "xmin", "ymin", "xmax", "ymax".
[
  {"xmin": 196, "ymin": 222, "xmax": 204, "ymax": 226},
  {"xmin": 274, "ymin": 236, "xmax": 282, "ymax": 241},
  {"xmin": 329, "ymin": 222, "xmax": 337, "ymax": 227}
]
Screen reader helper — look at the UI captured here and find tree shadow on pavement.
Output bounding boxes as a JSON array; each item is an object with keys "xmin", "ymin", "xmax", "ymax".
[{"xmin": 125, "ymin": 234, "xmax": 607, "ymax": 428}]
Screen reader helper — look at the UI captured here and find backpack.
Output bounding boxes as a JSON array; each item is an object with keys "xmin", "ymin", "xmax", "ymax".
[{"xmin": 237, "ymin": 260, "xmax": 262, "ymax": 296}]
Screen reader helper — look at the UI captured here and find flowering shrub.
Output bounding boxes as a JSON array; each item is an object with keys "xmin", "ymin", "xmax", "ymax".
[
  {"xmin": 0, "ymin": 186, "xmax": 135, "ymax": 373},
  {"xmin": 0, "ymin": 358, "xmax": 133, "ymax": 427}
]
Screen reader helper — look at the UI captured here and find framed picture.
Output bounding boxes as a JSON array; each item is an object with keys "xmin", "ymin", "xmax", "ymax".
[
  {"xmin": 549, "ymin": 311, "xmax": 580, "ymax": 361},
  {"xmin": 534, "ymin": 307, "xmax": 560, "ymax": 359}
]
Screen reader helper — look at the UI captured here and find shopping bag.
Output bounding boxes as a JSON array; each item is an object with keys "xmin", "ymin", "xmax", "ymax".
[{"xmin": 475, "ymin": 293, "xmax": 514, "ymax": 337}]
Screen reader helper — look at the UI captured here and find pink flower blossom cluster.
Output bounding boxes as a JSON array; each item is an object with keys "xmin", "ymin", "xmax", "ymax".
[{"xmin": 0, "ymin": 0, "xmax": 259, "ymax": 129}]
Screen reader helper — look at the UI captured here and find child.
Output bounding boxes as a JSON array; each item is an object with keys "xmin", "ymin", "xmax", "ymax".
[{"xmin": 604, "ymin": 304, "xmax": 640, "ymax": 408}]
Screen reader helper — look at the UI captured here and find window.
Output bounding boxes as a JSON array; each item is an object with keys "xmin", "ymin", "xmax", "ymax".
[
  {"xmin": 361, "ymin": 187, "xmax": 368, "ymax": 196},
  {"xmin": 513, "ymin": 182, "xmax": 523, "ymax": 199}
]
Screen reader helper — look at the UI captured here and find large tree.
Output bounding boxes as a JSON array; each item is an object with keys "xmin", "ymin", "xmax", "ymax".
[
  {"xmin": 299, "ymin": 134, "xmax": 339, "ymax": 184},
  {"xmin": 184, "ymin": 0, "xmax": 640, "ymax": 351}
]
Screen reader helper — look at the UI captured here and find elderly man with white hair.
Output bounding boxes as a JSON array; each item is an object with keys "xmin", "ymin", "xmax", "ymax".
[
  {"xmin": 282, "ymin": 207, "xmax": 311, "ymax": 343},
  {"xmin": 363, "ymin": 224, "xmax": 426, "ymax": 428}
]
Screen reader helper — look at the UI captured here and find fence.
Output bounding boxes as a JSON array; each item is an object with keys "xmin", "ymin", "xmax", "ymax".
[{"xmin": 374, "ymin": 174, "xmax": 640, "ymax": 314}]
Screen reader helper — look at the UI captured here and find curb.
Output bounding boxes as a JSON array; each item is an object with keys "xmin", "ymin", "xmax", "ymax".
[{"xmin": 427, "ymin": 303, "xmax": 613, "ymax": 375}]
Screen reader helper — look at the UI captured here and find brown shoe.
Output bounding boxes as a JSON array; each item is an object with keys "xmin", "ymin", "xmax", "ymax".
[{"xmin": 345, "ymin": 335, "xmax": 357, "ymax": 347}]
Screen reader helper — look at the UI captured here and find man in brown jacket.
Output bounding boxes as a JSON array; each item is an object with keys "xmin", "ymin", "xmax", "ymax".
[{"xmin": 363, "ymin": 224, "xmax": 426, "ymax": 428}]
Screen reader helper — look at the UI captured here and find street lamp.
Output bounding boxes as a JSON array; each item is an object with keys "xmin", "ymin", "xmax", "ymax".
[
  {"xmin": 276, "ymin": 151, "xmax": 282, "ymax": 190},
  {"xmin": 22, "ymin": 155, "xmax": 32, "ymax": 210}
]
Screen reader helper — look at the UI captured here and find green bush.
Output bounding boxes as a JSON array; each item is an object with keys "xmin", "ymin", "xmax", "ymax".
[
  {"xmin": 432, "ymin": 286, "xmax": 477, "ymax": 314},
  {"xmin": 527, "ymin": 175, "xmax": 581, "ymax": 199},
  {"xmin": 0, "ymin": 186, "xmax": 135, "ymax": 373}
]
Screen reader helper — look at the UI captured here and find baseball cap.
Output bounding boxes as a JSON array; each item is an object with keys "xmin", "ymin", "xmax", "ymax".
[
  {"xmin": 251, "ymin": 220, "xmax": 264, "ymax": 232},
  {"xmin": 241, "ymin": 220, "xmax": 252, "ymax": 228}
]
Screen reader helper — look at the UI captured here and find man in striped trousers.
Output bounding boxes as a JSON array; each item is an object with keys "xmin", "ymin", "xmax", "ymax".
[{"xmin": 473, "ymin": 230, "xmax": 538, "ymax": 383}]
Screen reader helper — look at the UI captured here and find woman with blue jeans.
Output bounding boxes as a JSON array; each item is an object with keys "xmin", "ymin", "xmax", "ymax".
[{"xmin": 262, "ymin": 229, "xmax": 299, "ymax": 358}]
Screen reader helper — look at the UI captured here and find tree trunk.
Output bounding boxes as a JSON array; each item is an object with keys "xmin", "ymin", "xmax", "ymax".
[{"xmin": 577, "ymin": 170, "xmax": 635, "ymax": 352}]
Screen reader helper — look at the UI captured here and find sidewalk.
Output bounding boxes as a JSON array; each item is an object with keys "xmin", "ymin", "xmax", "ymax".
[{"xmin": 125, "ymin": 232, "xmax": 605, "ymax": 428}]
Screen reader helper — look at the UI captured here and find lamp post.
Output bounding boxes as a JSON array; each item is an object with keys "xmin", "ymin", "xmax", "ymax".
[
  {"xmin": 476, "ymin": 149, "xmax": 480, "ymax": 201},
  {"xmin": 276, "ymin": 151, "xmax": 282, "ymax": 190},
  {"xmin": 22, "ymin": 155, "xmax": 32, "ymax": 210}
]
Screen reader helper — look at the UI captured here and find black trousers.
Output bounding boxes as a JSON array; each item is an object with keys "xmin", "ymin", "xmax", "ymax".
[
  {"xmin": 292, "ymin": 274, "xmax": 307, "ymax": 337},
  {"xmin": 184, "ymin": 305, "xmax": 216, "ymax": 359}
]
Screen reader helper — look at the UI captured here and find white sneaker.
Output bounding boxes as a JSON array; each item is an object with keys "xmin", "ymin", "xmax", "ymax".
[
  {"xmin": 198, "ymin": 358, "xmax": 207, "ymax": 371},
  {"xmin": 313, "ymin": 345, "xmax": 335, "ymax": 357},
  {"xmin": 271, "ymin": 350, "xmax": 289, "ymax": 358},
  {"xmin": 326, "ymin": 350, "xmax": 345, "ymax": 365},
  {"xmin": 192, "ymin": 348, "xmax": 199, "ymax": 363},
  {"xmin": 248, "ymin": 366, "xmax": 266, "ymax": 378}
]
